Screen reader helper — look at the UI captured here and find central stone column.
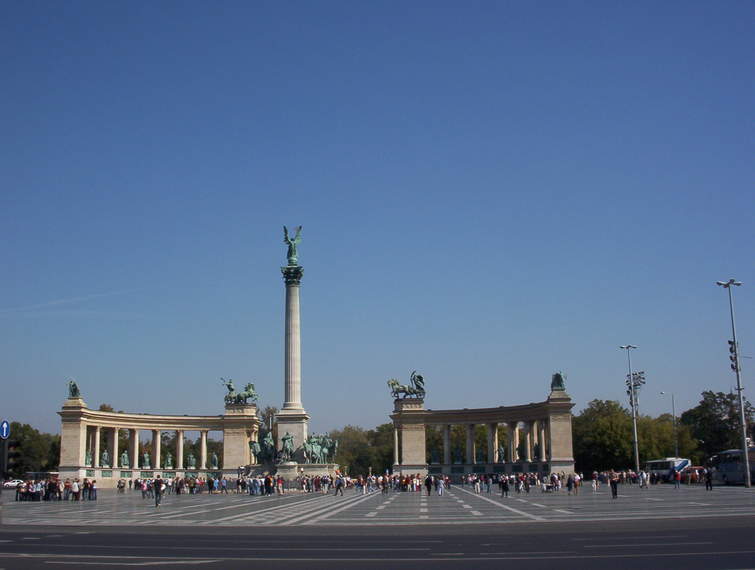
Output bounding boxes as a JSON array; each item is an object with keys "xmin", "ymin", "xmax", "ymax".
[{"xmin": 275, "ymin": 264, "xmax": 310, "ymax": 453}]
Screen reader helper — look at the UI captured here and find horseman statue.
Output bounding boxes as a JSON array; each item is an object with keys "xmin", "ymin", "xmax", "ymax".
[
  {"xmin": 280, "ymin": 432, "xmax": 295, "ymax": 461},
  {"xmin": 260, "ymin": 431, "xmax": 276, "ymax": 463},
  {"xmin": 301, "ymin": 433, "xmax": 338, "ymax": 464},
  {"xmin": 248, "ymin": 440, "xmax": 262, "ymax": 463},
  {"xmin": 387, "ymin": 370, "xmax": 426, "ymax": 399}
]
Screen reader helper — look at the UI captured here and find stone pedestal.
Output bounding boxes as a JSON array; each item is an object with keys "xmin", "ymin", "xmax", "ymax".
[
  {"xmin": 223, "ymin": 403, "xmax": 259, "ymax": 470},
  {"xmin": 390, "ymin": 398, "xmax": 427, "ymax": 476},
  {"xmin": 546, "ymin": 389, "xmax": 575, "ymax": 473},
  {"xmin": 275, "ymin": 461, "xmax": 301, "ymax": 482},
  {"xmin": 275, "ymin": 410, "xmax": 310, "ymax": 454},
  {"xmin": 59, "ymin": 398, "xmax": 87, "ymax": 471}
]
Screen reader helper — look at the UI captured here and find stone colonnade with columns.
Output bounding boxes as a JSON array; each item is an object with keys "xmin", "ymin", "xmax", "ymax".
[
  {"xmin": 58, "ymin": 398, "xmax": 260, "ymax": 488},
  {"xmin": 390, "ymin": 385, "xmax": 574, "ymax": 477}
]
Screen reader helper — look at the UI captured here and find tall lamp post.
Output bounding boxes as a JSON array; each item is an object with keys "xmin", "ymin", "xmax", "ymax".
[
  {"xmin": 716, "ymin": 279, "xmax": 751, "ymax": 488},
  {"xmin": 620, "ymin": 345, "xmax": 642, "ymax": 474},
  {"xmin": 660, "ymin": 391, "xmax": 679, "ymax": 459}
]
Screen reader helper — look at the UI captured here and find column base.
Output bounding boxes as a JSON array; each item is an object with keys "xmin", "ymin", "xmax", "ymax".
[
  {"xmin": 275, "ymin": 410, "xmax": 309, "ymax": 452},
  {"xmin": 548, "ymin": 459, "xmax": 575, "ymax": 474},
  {"xmin": 395, "ymin": 464, "xmax": 428, "ymax": 476}
]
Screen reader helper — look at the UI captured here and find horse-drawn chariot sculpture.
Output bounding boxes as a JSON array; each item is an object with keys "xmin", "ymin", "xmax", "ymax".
[
  {"xmin": 387, "ymin": 370, "xmax": 426, "ymax": 399},
  {"xmin": 221, "ymin": 378, "xmax": 259, "ymax": 405}
]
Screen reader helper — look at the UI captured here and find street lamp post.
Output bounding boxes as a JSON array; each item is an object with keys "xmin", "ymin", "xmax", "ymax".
[
  {"xmin": 716, "ymin": 279, "xmax": 751, "ymax": 488},
  {"xmin": 620, "ymin": 345, "xmax": 641, "ymax": 474},
  {"xmin": 660, "ymin": 391, "xmax": 679, "ymax": 459}
]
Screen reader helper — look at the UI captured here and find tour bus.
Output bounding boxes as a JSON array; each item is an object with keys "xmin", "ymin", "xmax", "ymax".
[
  {"xmin": 644, "ymin": 458, "xmax": 691, "ymax": 481},
  {"xmin": 710, "ymin": 447, "xmax": 755, "ymax": 485}
]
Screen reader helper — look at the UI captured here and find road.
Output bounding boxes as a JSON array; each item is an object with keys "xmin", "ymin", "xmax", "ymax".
[{"xmin": 1, "ymin": 484, "xmax": 753, "ymax": 568}]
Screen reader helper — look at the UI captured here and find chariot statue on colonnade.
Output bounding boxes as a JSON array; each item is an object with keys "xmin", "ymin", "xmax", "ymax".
[
  {"xmin": 221, "ymin": 377, "xmax": 260, "ymax": 405},
  {"xmin": 387, "ymin": 370, "xmax": 426, "ymax": 399}
]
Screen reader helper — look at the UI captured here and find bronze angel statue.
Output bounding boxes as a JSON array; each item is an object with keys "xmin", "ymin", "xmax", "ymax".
[{"xmin": 283, "ymin": 225, "xmax": 302, "ymax": 266}]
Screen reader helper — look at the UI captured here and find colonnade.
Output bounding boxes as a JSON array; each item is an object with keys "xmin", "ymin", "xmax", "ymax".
[
  {"xmin": 84, "ymin": 427, "xmax": 212, "ymax": 470},
  {"xmin": 59, "ymin": 398, "xmax": 260, "ymax": 486},
  {"xmin": 389, "ymin": 383, "xmax": 575, "ymax": 475},
  {"xmin": 392, "ymin": 420, "xmax": 550, "ymax": 467}
]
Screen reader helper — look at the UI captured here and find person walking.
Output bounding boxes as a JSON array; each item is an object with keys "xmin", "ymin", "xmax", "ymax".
[
  {"xmin": 154, "ymin": 476, "xmax": 163, "ymax": 508},
  {"xmin": 705, "ymin": 469, "xmax": 713, "ymax": 491},
  {"xmin": 437, "ymin": 476, "xmax": 445, "ymax": 496},
  {"xmin": 334, "ymin": 475, "xmax": 345, "ymax": 496},
  {"xmin": 424, "ymin": 475, "xmax": 433, "ymax": 496},
  {"xmin": 609, "ymin": 472, "xmax": 619, "ymax": 499}
]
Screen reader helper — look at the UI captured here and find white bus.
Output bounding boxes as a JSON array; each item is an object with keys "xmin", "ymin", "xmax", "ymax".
[{"xmin": 644, "ymin": 458, "xmax": 691, "ymax": 481}]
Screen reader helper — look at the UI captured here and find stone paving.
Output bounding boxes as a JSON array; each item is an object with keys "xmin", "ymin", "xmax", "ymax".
[{"xmin": 2, "ymin": 484, "xmax": 753, "ymax": 527}]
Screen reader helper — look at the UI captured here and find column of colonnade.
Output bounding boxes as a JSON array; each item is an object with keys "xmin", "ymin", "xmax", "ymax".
[
  {"xmin": 83, "ymin": 425, "xmax": 208, "ymax": 470},
  {"xmin": 176, "ymin": 430, "xmax": 184, "ymax": 470},
  {"xmin": 430, "ymin": 419, "xmax": 552, "ymax": 469},
  {"xmin": 200, "ymin": 430, "xmax": 208, "ymax": 470},
  {"xmin": 393, "ymin": 427, "xmax": 399, "ymax": 467},
  {"xmin": 110, "ymin": 428, "xmax": 118, "ymax": 468}
]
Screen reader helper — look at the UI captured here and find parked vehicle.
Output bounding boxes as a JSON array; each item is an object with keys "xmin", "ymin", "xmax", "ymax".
[
  {"xmin": 710, "ymin": 447, "xmax": 755, "ymax": 485},
  {"xmin": 644, "ymin": 457, "xmax": 691, "ymax": 482}
]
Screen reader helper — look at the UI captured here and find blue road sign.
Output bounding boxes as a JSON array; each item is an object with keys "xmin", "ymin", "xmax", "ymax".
[{"xmin": 0, "ymin": 420, "xmax": 9, "ymax": 440}]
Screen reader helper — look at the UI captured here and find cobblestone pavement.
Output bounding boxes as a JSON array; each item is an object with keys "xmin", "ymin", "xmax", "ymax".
[{"xmin": 2, "ymin": 484, "xmax": 753, "ymax": 527}]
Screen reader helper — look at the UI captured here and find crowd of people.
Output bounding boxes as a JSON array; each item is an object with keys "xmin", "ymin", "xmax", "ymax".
[
  {"xmin": 11, "ymin": 478, "xmax": 98, "ymax": 501},
  {"xmin": 8, "ymin": 465, "xmax": 715, "ymax": 504}
]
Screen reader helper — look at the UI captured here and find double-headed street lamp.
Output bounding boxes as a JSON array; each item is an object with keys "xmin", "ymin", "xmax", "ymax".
[
  {"xmin": 660, "ymin": 391, "xmax": 679, "ymax": 459},
  {"xmin": 620, "ymin": 345, "xmax": 642, "ymax": 474},
  {"xmin": 716, "ymin": 278, "xmax": 751, "ymax": 488}
]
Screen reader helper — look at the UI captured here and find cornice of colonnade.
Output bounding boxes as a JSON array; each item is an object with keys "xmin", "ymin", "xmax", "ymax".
[
  {"xmin": 399, "ymin": 394, "xmax": 574, "ymax": 425},
  {"xmin": 57, "ymin": 399, "xmax": 260, "ymax": 431}
]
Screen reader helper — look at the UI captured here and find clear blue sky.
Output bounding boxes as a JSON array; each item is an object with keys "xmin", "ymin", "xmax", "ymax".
[{"xmin": 2, "ymin": 1, "xmax": 753, "ymax": 436}]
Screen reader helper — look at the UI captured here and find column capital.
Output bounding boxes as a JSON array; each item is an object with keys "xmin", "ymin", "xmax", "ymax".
[{"xmin": 281, "ymin": 265, "xmax": 304, "ymax": 285}]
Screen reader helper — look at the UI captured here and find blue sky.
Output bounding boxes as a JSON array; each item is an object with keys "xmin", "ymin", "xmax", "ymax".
[{"xmin": 1, "ymin": 1, "xmax": 753, "ymax": 436}]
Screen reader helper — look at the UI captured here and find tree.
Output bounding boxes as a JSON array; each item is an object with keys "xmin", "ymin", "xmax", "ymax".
[
  {"xmin": 637, "ymin": 414, "xmax": 699, "ymax": 464},
  {"xmin": 259, "ymin": 405, "xmax": 279, "ymax": 441},
  {"xmin": 329, "ymin": 423, "xmax": 396, "ymax": 476},
  {"xmin": 366, "ymin": 423, "xmax": 394, "ymax": 473},
  {"xmin": 572, "ymin": 400, "xmax": 634, "ymax": 473},
  {"xmin": 680, "ymin": 391, "xmax": 753, "ymax": 459},
  {"xmin": 5, "ymin": 422, "xmax": 59, "ymax": 477},
  {"xmin": 330, "ymin": 425, "xmax": 372, "ymax": 476},
  {"xmin": 425, "ymin": 426, "xmax": 442, "ymax": 463}
]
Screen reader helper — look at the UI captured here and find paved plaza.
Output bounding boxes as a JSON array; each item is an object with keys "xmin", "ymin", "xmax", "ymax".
[{"xmin": 2, "ymin": 484, "xmax": 753, "ymax": 527}]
